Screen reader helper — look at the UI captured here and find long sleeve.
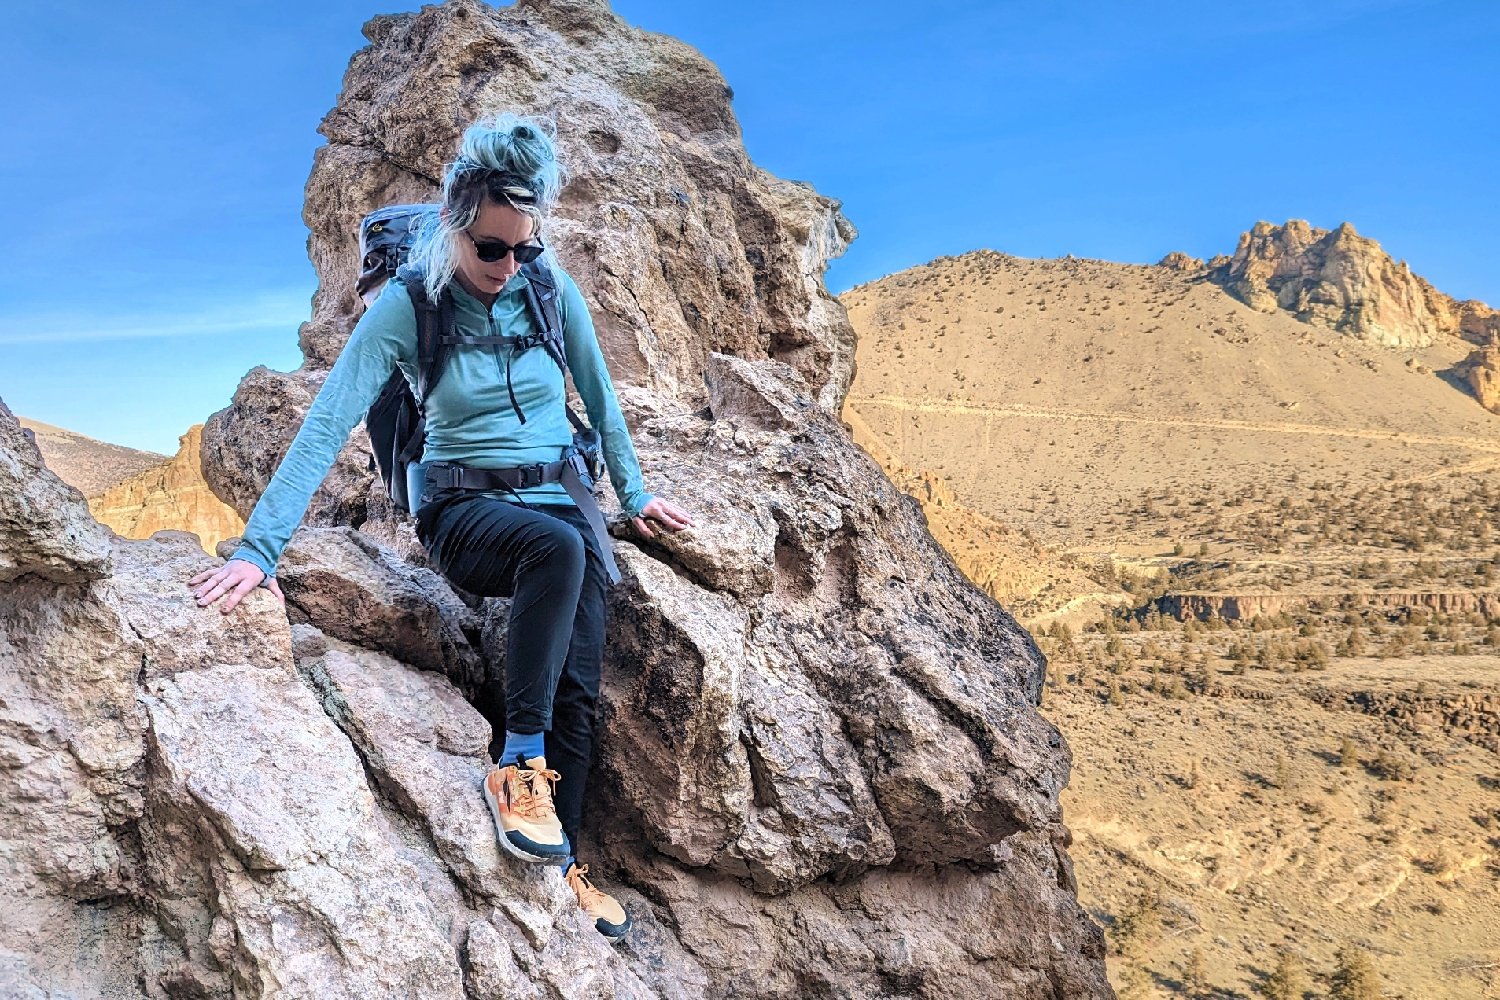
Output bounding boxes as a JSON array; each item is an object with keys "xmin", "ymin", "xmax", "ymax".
[
  {"xmin": 232, "ymin": 280, "xmax": 417, "ymax": 577},
  {"xmin": 556, "ymin": 269, "xmax": 655, "ymax": 518}
]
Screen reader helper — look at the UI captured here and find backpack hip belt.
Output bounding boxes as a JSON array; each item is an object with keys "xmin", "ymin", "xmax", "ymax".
[
  {"xmin": 417, "ymin": 454, "xmax": 622, "ymax": 585},
  {"xmin": 423, "ymin": 458, "xmax": 568, "ymax": 491}
]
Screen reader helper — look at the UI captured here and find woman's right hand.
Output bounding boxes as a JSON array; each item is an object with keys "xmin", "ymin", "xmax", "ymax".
[{"xmin": 187, "ymin": 558, "xmax": 285, "ymax": 614}]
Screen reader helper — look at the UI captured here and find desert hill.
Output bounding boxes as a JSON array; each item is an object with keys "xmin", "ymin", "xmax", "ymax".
[
  {"xmin": 841, "ymin": 235, "xmax": 1500, "ymax": 552},
  {"xmin": 17, "ymin": 416, "xmax": 168, "ymax": 496},
  {"xmin": 841, "ymin": 221, "xmax": 1500, "ymax": 999},
  {"xmin": 841, "ymin": 402, "xmax": 1123, "ymax": 623}
]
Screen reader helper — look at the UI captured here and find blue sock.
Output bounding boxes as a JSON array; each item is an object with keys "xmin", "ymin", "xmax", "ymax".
[
  {"xmin": 557, "ymin": 853, "xmax": 577, "ymax": 872},
  {"xmin": 501, "ymin": 730, "xmax": 546, "ymax": 765}
]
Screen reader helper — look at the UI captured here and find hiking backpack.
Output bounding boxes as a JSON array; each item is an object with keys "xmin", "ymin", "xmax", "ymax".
[{"xmin": 356, "ymin": 203, "xmax": 605, "ymax": 515}]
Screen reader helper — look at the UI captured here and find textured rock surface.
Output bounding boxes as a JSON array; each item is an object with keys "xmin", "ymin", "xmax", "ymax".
[
  {"xmin": 8, "ymin": 1, "xmax": 1111, "ymax": 997},
  {"xmin": 88, "ymin": 424, "xmax": 246, "ymax": 556},
  {"xmin": 276, "ymin": 524, "xmax": 486, "ymax": 684},
  {"xmin": 0, "ymin": 510, "xmax": 647, "ymax": 999},
  {"xmin": 1205, "ymin": 219, "xmax": 1500, "ymax": 350},
  {"xmin": 0, "ymin": 399, "xmax": 112, "ymax": 583}
]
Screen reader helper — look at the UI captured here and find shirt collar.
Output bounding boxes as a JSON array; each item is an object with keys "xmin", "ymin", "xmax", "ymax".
[{"xmin": 449, "ymin": 270, "xmax": 531, "ymax": 316}]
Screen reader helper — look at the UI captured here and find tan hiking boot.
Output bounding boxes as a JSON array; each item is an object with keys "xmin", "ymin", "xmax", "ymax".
[
  {"xmin": 564, "ymin": 862, "xmax": 632, "ymax": 943},
  {"xmin": 483, "ymin": 754, "xmax": 571, "ymax": 863}
]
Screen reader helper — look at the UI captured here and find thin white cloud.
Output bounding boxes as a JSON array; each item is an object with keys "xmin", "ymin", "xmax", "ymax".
[{"xmin": 0, "ymin": 289, "xmax": 312, "ymax": 345}]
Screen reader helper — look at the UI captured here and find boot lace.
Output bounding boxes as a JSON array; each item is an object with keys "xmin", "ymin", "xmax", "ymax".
[
  {"xmin": 566, "ymin": 864, "xmax": 607, "ymax": 910},
  {"xmin": 510, "ymin": 761, "xmax": 562, "ymax": 820}
]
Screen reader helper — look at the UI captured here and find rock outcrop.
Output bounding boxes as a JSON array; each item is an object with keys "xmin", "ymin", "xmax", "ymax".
[
  {"xmin": 1307, "ymin": 684, "xmax": 1500, "ymax": 755},
  {"xmin": 1205, "ymin": 219, "xmax": 1500, "ymax": 350},
  {"xmin": 1157, "ymin": 589, "xmax": 1500, "ymax": 622},
  {"xmin": 88, "ymin": 424, "xmax": 246, "ymax": 555},
  {"xmin": 0, "ymin": 474, "xmax": 643, "ymax": 999},
  {"xmin": 1156, "ymin": 250, "xmax": 1203, "ymax": 272},
  {"xmin": 1460, "ymin": 338, "xmax": 1500, "ymax": 414},
  {"xmin": 1, "ymin": 401, "xmax": 112, "ymax": 583},
  {"xmin": 4, "ymin": 1, "xmax": 1110, "ymax": 997}
]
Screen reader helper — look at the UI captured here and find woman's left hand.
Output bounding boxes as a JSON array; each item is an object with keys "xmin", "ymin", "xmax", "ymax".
[{"xmin": 632, "ymin": 496, "xmax": 694, "ymax": 539}]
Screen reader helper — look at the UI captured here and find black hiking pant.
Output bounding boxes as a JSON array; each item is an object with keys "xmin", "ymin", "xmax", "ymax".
[{"xmin": 415, "ymin": 491, "xmax": 610, "ymax": 853}]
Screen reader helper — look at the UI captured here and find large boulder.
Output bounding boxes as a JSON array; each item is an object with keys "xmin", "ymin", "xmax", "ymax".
[
  {"xmin": 5, "ymin": 1, "xmax": 1112, "ymax": 997},
  {"xmin": 0, "ymin": 399, "xmax": 112, "ymax": 583},
  {"xmin": 0, "ymin": 507, "xmax": 647, "ymax": 999}
]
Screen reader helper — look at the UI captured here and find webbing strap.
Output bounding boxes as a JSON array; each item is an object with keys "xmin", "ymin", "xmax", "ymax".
[
  {"xmin": 440, "ymin": 334, "xmax": 524, "ymax": 346},
  {"xmin": 559, "ymin": 464, "xmax": 622, "ymax": 584},
  {"xmin": 425, "ymin": 460, "xmax": 566, "ymax": 491}
]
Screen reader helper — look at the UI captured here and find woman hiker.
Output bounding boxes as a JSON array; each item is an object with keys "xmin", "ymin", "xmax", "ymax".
[{"xmin": 187, "ymin": 112, "xmax": 694, "ymax": 944}]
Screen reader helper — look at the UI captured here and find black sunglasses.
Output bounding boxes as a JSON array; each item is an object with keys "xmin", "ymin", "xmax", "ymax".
[{"xmin": 465, "ymin": 230, "xmax": 545, "ymax": 264}]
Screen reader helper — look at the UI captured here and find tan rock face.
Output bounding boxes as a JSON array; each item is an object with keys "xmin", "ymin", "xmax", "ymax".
[
  {"xmin": 87, "ymin": 424, "xmax": 245, "ymax": 555},
  {"xmin": 1208, "ymin": 219, "xmax": 1500, "ymax": 349},
  {"xmin": 1461, "ymin": 339, "xmax": 1500, "ymax": 413},
  {"xmin": 2, "ymin": 1, "xmax": 1110, "ymax": 997},
  {"xmin": 1157, "ymin": 250, "xmax": 1204, "ymax": 272}
]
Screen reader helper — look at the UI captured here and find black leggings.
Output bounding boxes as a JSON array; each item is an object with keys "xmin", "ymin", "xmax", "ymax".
[{"xmin": 415, "ymin": 490, "xmax": 610, "ymax": 851}]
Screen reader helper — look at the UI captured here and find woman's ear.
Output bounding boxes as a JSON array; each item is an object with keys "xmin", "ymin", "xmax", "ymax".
[{"xmin": 439, "ymin": 206, "xmax": 449, "ymax": 224}]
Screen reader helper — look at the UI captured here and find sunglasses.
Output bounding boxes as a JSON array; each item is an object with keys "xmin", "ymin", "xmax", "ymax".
[{"xmin": 465, "ymin": 230, "xmax": 545, "ymax": 264}]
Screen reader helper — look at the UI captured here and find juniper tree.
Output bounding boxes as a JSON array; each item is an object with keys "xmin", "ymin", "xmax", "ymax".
[
  {"xmin": 1338, "ymin": 735, "xmax": 1358, "ymax": 769},
  {"xmin": 1328, "ymin": 943, "xmax": 1381, "ymax": 1000},
  {"xmin": 1260, "ymin": 948, "xmax": 1309, "ymax": 999}
]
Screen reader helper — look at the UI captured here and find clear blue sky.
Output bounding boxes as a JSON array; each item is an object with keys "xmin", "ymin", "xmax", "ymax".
[{"xmin": 2, "ymin": 0, "xmax": 1495, "ymax": 454}]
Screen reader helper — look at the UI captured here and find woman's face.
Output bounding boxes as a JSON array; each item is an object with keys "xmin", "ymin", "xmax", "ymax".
[{"xmin": 453, "ymin": 197, "xmax": 538, "ymax": 300}]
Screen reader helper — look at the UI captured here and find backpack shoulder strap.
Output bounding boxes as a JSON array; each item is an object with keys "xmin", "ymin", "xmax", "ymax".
[
  {"xmin": 396, "ymin": 264, "xmax": 455, "ymax": 408},
  {"xmin": 519, "ymin": 259, "xmax": 588, "ymax": 431},
  {"xmin": 521, "ymin": 259, "xmax": 568, "ymax": 375}
]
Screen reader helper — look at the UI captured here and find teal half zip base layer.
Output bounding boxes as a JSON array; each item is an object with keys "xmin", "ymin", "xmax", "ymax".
[{"xmin": 232, "ymin": 264, "xmax": 654, "ymax": 579}]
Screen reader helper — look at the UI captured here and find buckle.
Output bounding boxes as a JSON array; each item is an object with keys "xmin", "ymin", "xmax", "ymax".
[{"xmin": 517, "ymin": 463, "xmax": 544, "ymax": 488}]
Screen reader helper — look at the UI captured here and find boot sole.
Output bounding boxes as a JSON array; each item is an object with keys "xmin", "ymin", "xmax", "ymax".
[
  {"xmin": 597, "ymin": 918, "xmax": 631, "ymax": 944},
  {"xmin": 483, "ymin": 782, "xmax": 569, "ymax": 865}
]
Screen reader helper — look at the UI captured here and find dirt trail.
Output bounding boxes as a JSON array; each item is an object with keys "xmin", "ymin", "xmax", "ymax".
[
  {"xmin": 847, "ymin": 395, "xmax": 1500, "ymax": 453},
  {"xmin": 1026, "ymin": 591, "xmax": 1135, "ymax": 627}
]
